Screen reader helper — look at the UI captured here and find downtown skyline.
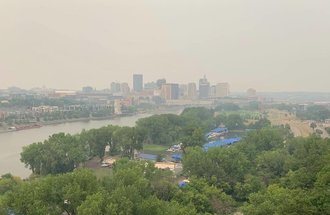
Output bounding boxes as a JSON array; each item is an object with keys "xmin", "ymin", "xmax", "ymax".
[{"xmin": 1, "ymin": 0, "xmax": 330, "ymax": 92}]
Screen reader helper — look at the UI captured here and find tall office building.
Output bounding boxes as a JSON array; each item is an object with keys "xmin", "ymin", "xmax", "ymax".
[
  {"xmin": 215, "ymin": 83, "xmax": 230, "ymax": 98},
  {"xmin": 199, "ymin": 76, "xmax": 210, "ymax": 99},
  {"xmin": 133, "ymin": 74, "xmax": 143, "ymax": 92},
  {"xmin": 161, "ymin": 83, "xmax": 179, "ymax": 100},
  {"xmin": 187, "ymin": 83, "xmax": 197, "ymax": 99}
]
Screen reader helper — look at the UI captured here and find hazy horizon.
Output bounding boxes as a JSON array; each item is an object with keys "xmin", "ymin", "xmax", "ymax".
[{"xmin": 1, "ymin": 0, "xmax": 330, "ymax": 92}]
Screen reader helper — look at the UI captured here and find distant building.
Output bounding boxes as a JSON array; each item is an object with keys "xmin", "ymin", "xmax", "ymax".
[
  {"xmin": 111, "ymin": 82, "xmax": 121, "ymax": 93},
  {"xmin": 121, "ymin": 83, "xmax": 130, "ymax": 95},
  {"xmin": 179, "ymin": 84, "xmax": 188, "ymax": 99},
  {"xmin": 114, "ymin": 99, "xmax": 122, "ymax": 115},
  {"xmin": 82, "ymin": 86, "xmax": 94, "ymax": 93},
  {"xmin": 171, "ymin": 84, "xmax": 179, "ymax": 100},
  {"xmin": 210, "ymin": 85, "xmax": 216, "ymax": 98},
  {"xmin": 247, "ymin": 88, "xmax": 257, "ymax": 97},
  {"xmin": 32, "ymin": 106, "xmax": 59, "ymax": 113},
  {"xmin": 144, "ymin": 82, "xmax": 157, "ymax": 90},
  {"xmin": 161, "ymin": 83, "xmax": 179, "ymax": 100},
  {"xmin": 215, "ymin": 83, "xmax": 230, "ymax": 98},
  {"xmin": 0, "ymin": 111, "xmax": 6, "ymax": 119},
  {"xmin": 199, "ymin": 76, "xmax": 210, "ymax": 99},
  {"xmin": 133, "ymin": 74, "xmax": 143, "ymax": 92},
  {"xmin": 156, "ymin": 79, "xmax": 166, "ymax": 88},
  {"xmin": 52, "ymin": 90, "xmax": 77, "ymax": 98},
  {"xmin": 187, "ymin": 83, "xmax": 197, "ymax": 100}
]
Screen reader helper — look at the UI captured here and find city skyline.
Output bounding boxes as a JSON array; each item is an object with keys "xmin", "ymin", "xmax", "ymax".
[
  {"xmin": 1, "ymin": 0, "xmax": 330, "ymax": 92},
  {"xmin": 0, "ymin": 73, "xmax": 329, "ymax": 93}
]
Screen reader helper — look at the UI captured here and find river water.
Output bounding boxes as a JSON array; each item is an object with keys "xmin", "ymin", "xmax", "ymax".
[{"xmin": 0, "ymin": 112, "xmax": 162, "ymax": 178}]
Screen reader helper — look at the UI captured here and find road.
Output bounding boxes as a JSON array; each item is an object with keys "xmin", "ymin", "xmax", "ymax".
[{"xmin": 267, "ymin": 109, "xmax": 313, "ymax": 137}]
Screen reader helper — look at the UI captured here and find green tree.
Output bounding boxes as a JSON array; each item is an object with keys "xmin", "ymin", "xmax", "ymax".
[
  {"xmin": 181, "ymin": 127, "xmax": 205, "ymax": 152},
  {"xmin": 21, "ymin": 133, "xmax": 88, "ymax": 175},
  {"xmin": 113, "ymin": 126, "xmax": 146, "ymax": 159},
  {"xmin": 256, "ymin": 150, "xmax": 290, "ymax": 185},
  {"xmin": 77, "ymin": 192, "xmax": 108, "ymax": 215},
  {"xmin": 310, "ymin": 122, "xmax": 317, "ymax": 130},
  {"xmin": 1, "ymin": 169, "xmax": 99, "ymax": 215},
  {"xmin": 174, "ymin": 177, "xmax": 235, "ymax": 214},
  {"xmin": 241, "ymin": 184, "xmax": 316, "ymax": 215}
]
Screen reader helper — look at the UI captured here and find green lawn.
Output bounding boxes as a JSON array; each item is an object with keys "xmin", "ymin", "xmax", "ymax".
[{"xmin": 142, "ymin": 144, "xmax": 169, "ymax": 155}]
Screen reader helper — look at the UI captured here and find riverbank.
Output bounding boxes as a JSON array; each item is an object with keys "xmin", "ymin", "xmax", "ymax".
[
  {"xmin": 0, "ymin": 107, "xmax": 184, "ymax": 178},
  {"xmin": 0, "ymin": 112, "xmax": 140, "ymax": 134},
  {"xmin": 0, "ymin": 106, "xmax": 183, "ymax": 134}
]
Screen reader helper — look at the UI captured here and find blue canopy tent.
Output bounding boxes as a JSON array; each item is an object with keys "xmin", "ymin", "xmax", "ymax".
[{"xmin": 203, "ymin": 137, "xmax": 241, "ymax": 151}]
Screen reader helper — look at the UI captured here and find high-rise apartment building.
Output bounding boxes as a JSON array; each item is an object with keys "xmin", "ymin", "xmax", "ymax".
[{"xmin": 133, "ymin": 74, "xmax": 143, "ymax": 92}]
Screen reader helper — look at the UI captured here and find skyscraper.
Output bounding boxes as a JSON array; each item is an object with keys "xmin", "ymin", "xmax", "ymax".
[
  {"xmin": 133, "ymin": 74, "xmax": 143, "ymax": 92},
  {"xmin": 199, "ymin": 76, "xmax": 210, "ymax": 99},
  {"xmin": 161, "ymin": 83, "xmax": 179, "ymax": 100}
]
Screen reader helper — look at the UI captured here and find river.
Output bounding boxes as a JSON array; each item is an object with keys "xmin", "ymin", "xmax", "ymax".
[{"xmin": 0, "ymin": 109, "xmax": 181, "ymax": 178}]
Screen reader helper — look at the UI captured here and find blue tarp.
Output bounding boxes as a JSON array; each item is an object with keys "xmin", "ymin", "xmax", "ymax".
[
  {"xmin": 139, "ymin": 153, "xmax": 157, "ymax": 161},
  {"xmin": 211, "ymin": 127, "xmax": 228, "ymax": 133},
  {"xmin": 171, "ymin": 153, "xmax": 182, "ymax": 161},
  {"xmin": 203, "ymin": 137, "xmax": 241, "ymax": 151},
  {"xmin": 178, "ymin": 181, "xmax": 188, "ymax": 187}
]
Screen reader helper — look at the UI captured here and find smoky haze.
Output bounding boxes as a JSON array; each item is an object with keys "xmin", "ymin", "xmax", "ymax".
[{"xmin": 0, "ymin": 0, "xmax": 329, "ymax": 92}]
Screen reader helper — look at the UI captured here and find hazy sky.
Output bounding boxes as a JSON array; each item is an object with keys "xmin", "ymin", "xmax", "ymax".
[{"xmin": 1, "ymin": 0, "xmax": 329, "ymax": 92}]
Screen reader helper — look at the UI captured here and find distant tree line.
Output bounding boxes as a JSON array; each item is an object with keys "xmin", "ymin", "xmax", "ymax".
[{"xmin": 296, "ymin": 105, "xmax": 330, "ymax": 121}]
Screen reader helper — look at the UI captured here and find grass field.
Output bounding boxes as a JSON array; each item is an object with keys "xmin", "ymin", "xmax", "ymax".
[{"xmin": 142, "ymin": 144, "xmax": 169, "ymax": 155}]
